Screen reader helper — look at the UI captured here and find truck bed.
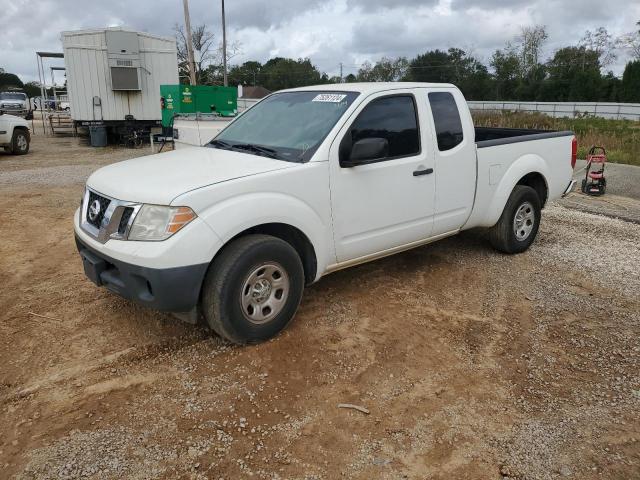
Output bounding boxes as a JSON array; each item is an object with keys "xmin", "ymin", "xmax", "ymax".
[{"xmin": 475, "ymin": 127, "xmax": 573, "ymax": 148}]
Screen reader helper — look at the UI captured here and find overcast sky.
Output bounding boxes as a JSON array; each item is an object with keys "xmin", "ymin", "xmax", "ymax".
[{"xmin": 1, "ymin": 0, "xmax": 639, "ymax": 85}]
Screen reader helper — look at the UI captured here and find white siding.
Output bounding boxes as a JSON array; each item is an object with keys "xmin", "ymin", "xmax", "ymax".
[{"xmin": 62, "ymin": 28, "xmax": 179, "ymax": 122}]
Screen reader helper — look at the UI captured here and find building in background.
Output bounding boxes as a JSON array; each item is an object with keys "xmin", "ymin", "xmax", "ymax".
[{"xmin": 62, "ymin": 27, "xmax": 178, "ymax": 143}]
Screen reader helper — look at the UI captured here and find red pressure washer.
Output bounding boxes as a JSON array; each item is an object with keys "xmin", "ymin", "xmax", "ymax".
[{"xmin": 581, "ymin": 146, "xmax": 607, "ymax": 196}]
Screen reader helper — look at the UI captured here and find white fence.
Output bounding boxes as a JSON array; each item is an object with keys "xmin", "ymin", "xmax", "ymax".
[
  {"xmin": 238, "ymin": 98, "xmax": 259, "ymax": 112},
  {"xmin": 468, "ymin": 101, "xmax": 640, "ymax": 121}
]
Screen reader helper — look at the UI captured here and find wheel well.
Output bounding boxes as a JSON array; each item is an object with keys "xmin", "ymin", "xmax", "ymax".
[
  {"xmin": 228, "ymin": 223, "xmax": 318, "ymax": 284},
  {"xmin": 13, "ymin": 126, "xmax": 29, "ymax": 137},
  {"xmin": 516, "ymin": 172, "xmax": 548, "ymax": 206}
]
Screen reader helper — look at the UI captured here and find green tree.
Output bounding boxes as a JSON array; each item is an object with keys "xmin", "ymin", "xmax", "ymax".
[
  {"xmin": 516, "ymin": 63, "xmax": 546, "ymax": 101},
  {"xmin": 23, "ymin": 81, "xmax": 43, "ymax": 98},
  {"xmin": 622, "ymin": 60, "xmax": 640, "ymax": 102},
  {"xmin": 490, "ymin": 48, "xmax": 520, "ymax": 99},
  {"xmin": 258, "ymin": 57, "xmax": 324, "ymax": 91},
  {"xmin": 600, "ymin": 72, "xmax": 622, "ymax": 102},
  {"xmin": 447, "ymin": 48, "xmax": 490, "ymax": 100},
  {"xmin": 356, "ymin": 57, "xmax": 408, "ymax": 82},
  {"xmin": 228, "ymin": 61, "xmax": 262, "ymax": 86},
  {"xmin": 404, "ymin": 49, "xmax": 452, "ymax": 83},
  {"xmin": 545, "ymin": 47, "xmax": 602, "ymax": 101},
  {"xmin": 405, "ymin": 48, "xmax": 489, "ymax": 99},
  {"xmin": 0, "ymin": 71, "xmax": 24, "ymax": 89}
]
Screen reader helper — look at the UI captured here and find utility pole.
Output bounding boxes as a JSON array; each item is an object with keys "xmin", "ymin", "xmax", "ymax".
[
  {"xmin": 339, "ymin": 62, "xmax": 343, "ymax": 83},
  {"xmin": 182, "ymin": 0, "xmax": 197, "ymax": 85},
  {"xmin": 221, "ymin": 0, "xmax": 228, "ymax": 86}
]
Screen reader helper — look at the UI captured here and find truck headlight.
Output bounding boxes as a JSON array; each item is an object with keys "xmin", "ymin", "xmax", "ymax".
[{"xmin": 128, "ymin": 205, "xmax": 196, "ymax": 241}]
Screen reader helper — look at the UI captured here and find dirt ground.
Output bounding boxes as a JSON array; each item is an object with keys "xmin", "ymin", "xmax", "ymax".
[{"xmin": 1, "ymin": 134, "xmax": 639, "ymax": 480}]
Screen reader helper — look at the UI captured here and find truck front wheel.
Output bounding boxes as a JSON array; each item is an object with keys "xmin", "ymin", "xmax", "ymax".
[
  {"xmin": 488, "ymin": 185, "xmax": 541, "ymax": 254},
  {"xmin": 11, "ymin": 129, "xmax": 30, "ymax": 155},
  {"xmin": 201, "ymin": 234, "xmax": 305, "ymax": 344}
]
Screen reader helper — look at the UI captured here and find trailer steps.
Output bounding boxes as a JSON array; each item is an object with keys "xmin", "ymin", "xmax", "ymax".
[{"xmin": 48, "ymin": 113, "xmax": 75, "ymax": 136}]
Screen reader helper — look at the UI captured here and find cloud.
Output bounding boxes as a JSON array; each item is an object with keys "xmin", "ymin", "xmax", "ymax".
[{"xmin": 0, "ymin": 0, "xmax": 638, "ymax": 83}]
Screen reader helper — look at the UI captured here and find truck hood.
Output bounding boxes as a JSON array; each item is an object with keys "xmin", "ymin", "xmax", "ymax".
[
  {"xmin": 0, "ymin": 113, "xmax": 28, "ymax": 125},
  {"xmin": 87, "ymin": 146, "xmax": 298, "ymax": 205}
]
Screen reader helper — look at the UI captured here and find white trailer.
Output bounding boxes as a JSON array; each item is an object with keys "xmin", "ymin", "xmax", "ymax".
[{"xmin": 61, "ymin": 28, "xmax": 178, "ymax": 135}]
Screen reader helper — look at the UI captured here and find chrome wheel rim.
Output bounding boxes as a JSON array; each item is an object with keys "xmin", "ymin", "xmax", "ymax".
[
  {"xmin": 16, "ymin": 135, "xmax": 27, "ymax": 151},
  {"xmin": 513, "ymin": 201, "xmax": 535, "ymax": 241},
  {"xmin": 240, "ymin": 262, "xmax": 290, "ymax": 324}
]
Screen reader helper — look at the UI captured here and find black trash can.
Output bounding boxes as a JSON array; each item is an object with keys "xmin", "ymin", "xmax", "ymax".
[{"xmin": 89, "ymin": 126, "xmax": 107, "ymax": 147}]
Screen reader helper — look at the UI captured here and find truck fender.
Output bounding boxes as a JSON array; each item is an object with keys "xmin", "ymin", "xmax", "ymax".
[
  {"xmin": 484, "ymin": 154, "xmax": 549, "ymax": 227},
  {"xmin": 197, "ymin": 192, "xmax": 330, "ymax": 280}
]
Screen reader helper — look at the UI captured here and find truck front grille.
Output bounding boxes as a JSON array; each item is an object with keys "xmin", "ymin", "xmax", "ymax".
[
  {"xmin": 80, "ymin": 188, "xmax": 141, "ymax": 244},
  {"xmin": 118, "ymin": 207, "xmax": 135, "ymax": 234},
  {"xmin": 86, "ymin": 191, "xmax": 111, "ymax": 228}
]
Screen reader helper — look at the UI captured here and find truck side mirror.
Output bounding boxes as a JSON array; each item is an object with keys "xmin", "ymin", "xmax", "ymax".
[{"xmin": 340, "ymin": 137, "xmax": 389, "ymax": 167}]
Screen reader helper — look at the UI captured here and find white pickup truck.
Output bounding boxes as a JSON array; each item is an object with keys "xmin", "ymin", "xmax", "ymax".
[
  {"xmin": 75, "ymin": 83, "xmax": 576, "ymax": 344},
  {"xmin": 0, "ymin": 111, "xmax": 30, "ymax": 154},
  {"xmin": 0, "ymin": 91, "xmax": 29, "ymax": 117}
]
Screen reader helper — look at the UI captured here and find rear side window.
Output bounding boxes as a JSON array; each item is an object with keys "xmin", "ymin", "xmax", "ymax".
[
  {"xmin": 349, "ymin": 95, "xmax": 420, "ymax": 159},
  {"xmin": 428, "ymin": 92, "xmax": 463, "ymax": 151}
]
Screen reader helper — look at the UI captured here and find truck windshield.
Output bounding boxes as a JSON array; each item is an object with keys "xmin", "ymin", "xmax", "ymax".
[
  {"xmin": 0, "ymin": 93, "xmax": 27, "ymax": 100},
  {"xmin": 208, "ymin": 91, "xmax": 359, "ymax": 162}
]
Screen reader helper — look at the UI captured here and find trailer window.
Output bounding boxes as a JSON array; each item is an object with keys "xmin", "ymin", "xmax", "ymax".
[{"xmin": 428, "ymin": 92, "xmax": 463, "ymax": 151}]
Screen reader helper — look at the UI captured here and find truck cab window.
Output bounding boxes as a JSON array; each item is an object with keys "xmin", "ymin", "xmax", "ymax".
[
  {"xmin": 350, "ymin": 95, "xmax": 420, "ymax": 159},
  {"xmin": 428, "ymin": 92, "xmax": 464, "ymax": 151}
]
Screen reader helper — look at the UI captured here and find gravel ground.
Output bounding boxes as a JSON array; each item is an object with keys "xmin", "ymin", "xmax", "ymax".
[
  {"xmin": 0, "ymin": 135, "xmax": 638, "ymax": 479},
  {"xmin": 0, "ymin": 165, "xmax": 99, "ymax": 187}
]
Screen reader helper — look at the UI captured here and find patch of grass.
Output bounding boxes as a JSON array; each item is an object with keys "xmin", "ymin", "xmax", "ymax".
[{"xmin": 472, "ymin": 111, "xmax": 640, "ymax": 167}]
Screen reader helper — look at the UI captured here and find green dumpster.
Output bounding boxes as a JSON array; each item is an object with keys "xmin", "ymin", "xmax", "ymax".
[{"xmin": 160, "ymin": 85, "xmax": 238, "ymax": 128}]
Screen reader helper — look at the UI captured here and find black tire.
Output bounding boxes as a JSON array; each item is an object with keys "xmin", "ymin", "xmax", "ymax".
[
  {"xmin": 11, "ymin": 129, "xmax": 29, "ymax": 155},
  {"xmin": 201, "ymin": 234, "xmax": 305, "ymax": 344},
  {"xmin": 488, "ymin": 185, "xmax": 541, "ymax": 254}
]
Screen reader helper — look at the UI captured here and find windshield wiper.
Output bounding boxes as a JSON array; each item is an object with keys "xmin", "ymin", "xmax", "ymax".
[
  {"xmin": 208, "ymin": 139, "xmax": 233, "ymax": 149},
  {"xmin": 230, "ymin": 143, "xmax": 282, "ymax": 159}
]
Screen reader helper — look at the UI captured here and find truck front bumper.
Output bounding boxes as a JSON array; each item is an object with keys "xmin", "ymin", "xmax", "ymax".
[{"xmin": 75, "ymin": 235, "xmax": 209, "ymax": 313}]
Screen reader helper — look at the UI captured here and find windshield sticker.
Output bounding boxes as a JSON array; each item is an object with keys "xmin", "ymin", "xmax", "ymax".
[{"xmin": 312, "ymin": 93, "xmax": 348, "ymax": 103}]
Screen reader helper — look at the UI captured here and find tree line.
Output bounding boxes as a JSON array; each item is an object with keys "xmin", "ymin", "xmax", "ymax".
[
  {"xmin": 0, "ymin": 69, "xmax": 46, "ymax": 98},
  {"xmin": 224, "ymin": 23, "xmax": 640, "ymax": 102}
]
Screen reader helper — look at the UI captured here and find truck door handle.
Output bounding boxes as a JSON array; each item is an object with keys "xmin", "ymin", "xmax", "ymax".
[{"xmin": 413, "ymin": 168, "xmax": 433, "ymax": 176}]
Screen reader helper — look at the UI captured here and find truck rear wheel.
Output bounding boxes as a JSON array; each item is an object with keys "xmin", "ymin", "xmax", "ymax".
[
  {"xmin": 201, "ymin": 234, "xmax": 305, "ymax": 344},
  {"xmin": 488, "ymin": 185, "xmax": 541, "ymax": 254},
  {"xmin": 11, "ymin": 129, "xmax": 29, "ymax": 155}
]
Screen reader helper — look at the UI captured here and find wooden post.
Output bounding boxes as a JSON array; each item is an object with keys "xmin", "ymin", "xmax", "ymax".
[
  {"xmin": 182, "ymin": 0, "xmax": 197, "ymax": 86},
  {"xmin": 222, "ymin": 0, "xmax": 228, "ymax": 87}
]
